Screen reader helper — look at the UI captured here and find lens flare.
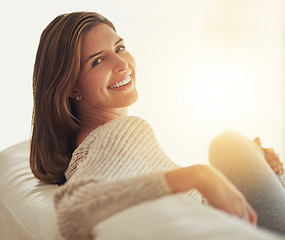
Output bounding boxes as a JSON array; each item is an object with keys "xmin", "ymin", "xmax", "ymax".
[{"xmin": 178, "ymin": 58, "xmax": 259, "ymax": 122}]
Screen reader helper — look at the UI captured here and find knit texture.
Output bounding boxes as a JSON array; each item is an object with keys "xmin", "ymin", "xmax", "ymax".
[{"xmin": 54, "ymin": 116, "xmax": 201, "ymax": 240}]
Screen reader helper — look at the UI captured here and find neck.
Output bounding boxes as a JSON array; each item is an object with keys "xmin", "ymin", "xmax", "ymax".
[
  {"xmin": 75, "ymin": 106, "xmax": 128, "ymax": 146},
  {"xmin": 78, "ymin": 107, "xmax": 127, "ymax": 128}
]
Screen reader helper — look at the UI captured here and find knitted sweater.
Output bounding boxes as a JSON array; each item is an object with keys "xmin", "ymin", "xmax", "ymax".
[{"xmin": 54, "ymin": 116, "xmax": 201, "ymax": 240}]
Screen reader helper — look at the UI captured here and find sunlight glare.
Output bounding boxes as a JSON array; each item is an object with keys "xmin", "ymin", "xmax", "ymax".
[{"xmin": 179, "ymin": 58, "xmax": 259, "ymax": 121}]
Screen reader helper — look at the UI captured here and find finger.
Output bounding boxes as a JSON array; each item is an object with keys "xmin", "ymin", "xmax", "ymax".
[
  {"xmin": 266, "ymin": 159, "xmax": 283, "ymax": 173},
  {"xmin": 232, "ymin": 197, "xmax": 253, "ymax": 223},
  {"xmin": 266, "ymin": 155, "xmax": 280, "ymax": 163},
  {"xmin": 238, "ymin": 203, "xmax": 257, "ymax": 226},
  {"xmin": 264, "ymin": 148, "xmax": 280, "ymax": 159},
  {"xmin": 237, "ymin": 208, "xmax": 252, "ymax": 226},
  {"xmin": 247, "ymin": 205, "xmax": 257, "ymax": 226},
  {"xmin": 253, "ymin": 137, "xmax": 262, "ymax": 147},
  {"xmin": 271, "ymin": 163, "xmax": 283, "ymax": 174},
  {"xmin": 267, "ymin": 157, "xmax": 282, "ymax": 165},
  {"xmin": 273, "ymin": 164, "xmax": 284, "ymax": 174},
  {"xmin": 266, "ymin": 157, "xmax": 282, "ymax": 167},
  {"xmin": 264, "ymin": 151, "xmax": 280, "ymax": 163},
  {"xmin": 240, "ymin": 199, "xmax": 257, "ymax": 226},
  {"xmin": 264, "ymin": 148, "xmax": 277, "ymax": 156}
]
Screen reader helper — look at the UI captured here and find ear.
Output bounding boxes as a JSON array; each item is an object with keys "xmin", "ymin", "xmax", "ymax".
[
  {"xmin": 69, "ymin": 89, "xmax": 78, "ymax": 99},
  {"xmin": 69, "ymin": 89, "xmax": 82, "ymax": 101}
]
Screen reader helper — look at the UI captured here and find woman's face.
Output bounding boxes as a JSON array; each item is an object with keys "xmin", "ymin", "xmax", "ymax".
[{"xmin": 74, "ymin": 24, "xmax": 138, "ymax": 112}]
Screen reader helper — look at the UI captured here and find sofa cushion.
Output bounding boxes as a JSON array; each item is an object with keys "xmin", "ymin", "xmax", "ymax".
[{"xmin": 0, "ymin": 140, "xmax": 63, "ymax": 240}]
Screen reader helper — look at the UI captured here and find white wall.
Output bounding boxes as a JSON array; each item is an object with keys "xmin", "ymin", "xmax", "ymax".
[{"xmin": 1, "ymin": 0, "xmax": 284, "ymax": 166}]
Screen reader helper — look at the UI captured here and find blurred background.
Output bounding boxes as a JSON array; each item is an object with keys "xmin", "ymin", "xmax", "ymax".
[{"xmin": 1, "ymin": 0, "xmax": 284, "ymax": 166}]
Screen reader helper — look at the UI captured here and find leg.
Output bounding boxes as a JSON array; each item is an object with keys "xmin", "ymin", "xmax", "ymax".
[{"xmin": 209, "ymin": 131, "xmax": 285, "ymax": 234}]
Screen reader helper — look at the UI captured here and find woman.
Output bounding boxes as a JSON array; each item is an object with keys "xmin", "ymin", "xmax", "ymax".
[{"xmin": 30, "ymin": 12, "xmax": 285, "ymax": 240}]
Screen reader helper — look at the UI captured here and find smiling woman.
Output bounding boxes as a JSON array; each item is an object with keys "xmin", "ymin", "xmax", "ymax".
[
  {"xmin": 71, "ymin": 24, "xmax": 138, "ymax": 146},
  {"xmin": 30, "ymin": 12, "xmax": 119, "ymax": 184},
  {"xmin": 74, "ymin": 25, "xmax": 137, "ymax": 105},
  {"xmin": 1, "ymin": 1, "xmax": 285, "ymax": 240},
  {"xmin": 25, "ymin": 9, "xmax": 285, "ymax": 240}
]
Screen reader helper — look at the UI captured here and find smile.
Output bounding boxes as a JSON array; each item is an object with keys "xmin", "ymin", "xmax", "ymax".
[{"xmin": 108, "ymin": 76, "xmax": 131, "ymax": 89}]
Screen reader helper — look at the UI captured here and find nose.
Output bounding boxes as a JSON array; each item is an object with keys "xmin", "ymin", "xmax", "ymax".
[{"xmin": 113, "ymin": 54, "xmax": 128, "ymax": 73}]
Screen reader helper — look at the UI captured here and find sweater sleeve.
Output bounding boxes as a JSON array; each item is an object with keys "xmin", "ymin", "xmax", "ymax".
[
  {"xmin": 54, "ymin": 116, "xmax": 175, "ymax": 240},
  {"xmin": 54, "ymin": 171, "xmax": 172, "ymax": 240}
]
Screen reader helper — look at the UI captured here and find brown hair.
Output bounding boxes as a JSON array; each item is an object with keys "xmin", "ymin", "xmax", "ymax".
[{"xmin": 30, "ymin": 12, "xmax": 115, "ymax": 184}]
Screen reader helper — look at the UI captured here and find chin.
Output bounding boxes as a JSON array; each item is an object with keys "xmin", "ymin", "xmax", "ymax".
[
  {"xmin": 123, "ymin": 91, "xmax": 138, "ymax": 107},
  {"xmin": 127, "ymin": 95, "xmax": 139, "ymax": 107}
]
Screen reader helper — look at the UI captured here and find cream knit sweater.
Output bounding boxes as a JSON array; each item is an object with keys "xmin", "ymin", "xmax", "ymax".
[{"xmin": 54, "ymin": 116, "xmax": 201, "ymax": 240}]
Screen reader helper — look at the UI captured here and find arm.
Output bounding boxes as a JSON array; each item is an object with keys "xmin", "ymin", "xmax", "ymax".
[
  {"xmin": 55, "ymin": 117, "xmax": 256, "ymax": 239},
  {"xmin": 55, "ymin": 164, "xmax": 257, "ymax": 240},
  {"xmin": 166, "ymin": 164, "xmax": 257, "ymax": 226},
  {"xmin": 54, "ymin": 171, "xmax": 172, "ymax": 240}
]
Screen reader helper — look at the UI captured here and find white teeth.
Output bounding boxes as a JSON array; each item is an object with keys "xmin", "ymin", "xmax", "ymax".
[{"xmin": 109, "ymin": 76, "xmax": 131, "ymax": 89}]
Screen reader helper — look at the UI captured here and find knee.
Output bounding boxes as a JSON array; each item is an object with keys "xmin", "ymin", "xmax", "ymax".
[
  {"xmin": 209, "ymin": 130, "xmax": 246, "ymax": 152},
  {"xmin": 208, "ymin": 130, "xmax": 258, "ymax": 166}
]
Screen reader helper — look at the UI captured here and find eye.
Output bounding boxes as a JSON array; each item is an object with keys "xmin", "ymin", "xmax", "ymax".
[
  {"xmin": 92, "ymin": 58, "xmax": 103, "ymax": 67},
  {"xmin": 116, "ymin": 45, "xmax": 125, "ymax": 53}
]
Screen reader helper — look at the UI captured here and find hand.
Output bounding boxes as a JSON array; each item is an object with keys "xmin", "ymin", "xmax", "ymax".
[
  {"xmin": 165, "ymin": 165, "xmax": 257, "ymax": 226},
  {"xmin": 254, "ymin": 137, "xmax": 284, "ymax": 175}
]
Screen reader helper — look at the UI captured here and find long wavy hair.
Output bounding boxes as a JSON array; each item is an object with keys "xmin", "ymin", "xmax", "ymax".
[{"xmin": 30, "ymin": 12, "xmax": 115, "ymax": 184}]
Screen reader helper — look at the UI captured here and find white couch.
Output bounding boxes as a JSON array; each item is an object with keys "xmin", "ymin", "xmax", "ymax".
[
  {"xmin": 1, "ymin": 141, "xmax": 285, "ymax": 240},
  {"xmin": 0, "ymin": 141, "xmax": 63, "ymax": 240}
]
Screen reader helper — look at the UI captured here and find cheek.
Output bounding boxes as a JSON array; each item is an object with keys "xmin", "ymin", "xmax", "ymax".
[
  {"xmin": 128, "ymin": 53, "xmax": 136, "ymax": 69},
  {"xmin": 77, "ymin": 69, "xmax": 110, "ymax": 94},
  {"xmin": 126, "ymin": 53, "xmax": 136, "ymax": 80}
]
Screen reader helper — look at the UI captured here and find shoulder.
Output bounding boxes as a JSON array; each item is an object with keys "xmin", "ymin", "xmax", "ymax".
[
  {"xmin": 65, "ymin": 116, "xmax": 153, "ymax": 179},
  {"xmin": 96, "ymin": 115, "xmax": 153, "ymax": 139},
  {"xmin": 100, "ymin": 115, "xmax": 151, "ymax": 132},
  {"xmin": 79, "ymin": 115, "xmax": 150, "ymax": 149}
]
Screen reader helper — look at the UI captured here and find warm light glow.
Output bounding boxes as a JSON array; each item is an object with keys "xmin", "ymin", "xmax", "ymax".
[
  {"xmin": 1, "ymin": 0, "xmax": 284, "ymax": 166},
  {"xmin": 179, "ymin": 58, "xmax": 259, "ymax": 121}
]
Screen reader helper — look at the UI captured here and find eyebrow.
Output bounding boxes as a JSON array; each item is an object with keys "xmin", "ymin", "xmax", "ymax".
[{"xmin": 86, "ymin": 38, "xmax": 124, "ymax": 63}]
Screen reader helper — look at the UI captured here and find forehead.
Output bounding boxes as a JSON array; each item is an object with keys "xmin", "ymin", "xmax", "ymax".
[{"xmin": 80, "ymin": 24, "xmax": 119, "ymax": 60}]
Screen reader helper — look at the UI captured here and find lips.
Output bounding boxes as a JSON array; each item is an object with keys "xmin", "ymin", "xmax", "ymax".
[{"xmin": 108, "ymin": 75, "xmax": 132, "ymax": 89}]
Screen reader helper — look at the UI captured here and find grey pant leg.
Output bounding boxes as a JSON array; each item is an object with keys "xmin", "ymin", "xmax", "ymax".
[{"xmin": 209, "ymin": 131, "xmax": 285, "ymax": 234}]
